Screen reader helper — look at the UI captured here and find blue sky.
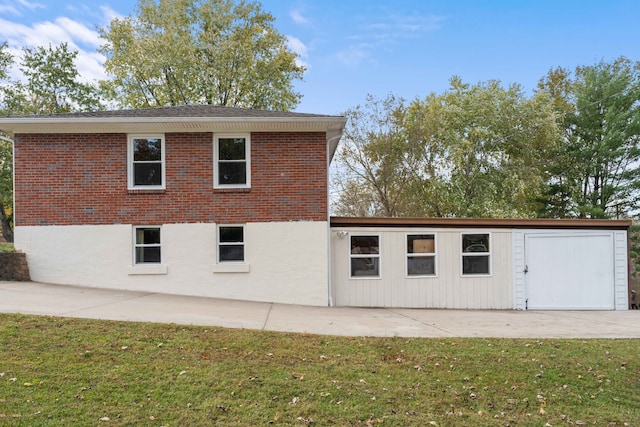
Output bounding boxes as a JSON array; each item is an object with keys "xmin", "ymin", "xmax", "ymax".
[{"xmin": 1, "ymin": 0, "xmax": 639, "ymax": 115}]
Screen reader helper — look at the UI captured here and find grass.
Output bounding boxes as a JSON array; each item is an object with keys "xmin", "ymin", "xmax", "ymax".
[
  {"xmin": 0, "ymin": 314, "xmax": 638, "ymax": 426},
  {"xmin": 0, "ymin": 242, "xmax": 14, "ymax": 253}
]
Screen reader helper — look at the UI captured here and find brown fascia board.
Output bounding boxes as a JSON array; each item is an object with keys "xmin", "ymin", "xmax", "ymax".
[{"xmin": 330, "ymin": 216, "xmax": 632, "ymax": 230}]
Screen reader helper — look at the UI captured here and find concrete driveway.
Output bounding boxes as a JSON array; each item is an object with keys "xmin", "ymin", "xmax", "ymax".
[{"xmin": 1, "ymin": 281, "xmax": 639, "ymax": 338}]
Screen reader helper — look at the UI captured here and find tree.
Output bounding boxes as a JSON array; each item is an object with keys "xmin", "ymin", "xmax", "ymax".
[
  {"xmin": 0, "ymin": 43, "xmax": 13, "ymax": 241},
  {"xmin": 333, "ymin": 81, "xmax": 561, "ymax": 218},
  {"xmin": 332, "ymin": 94, "xmax": 422, "ymax": 217},
  {"xmin": 99, "ymin": 0, "xmax": 305, "ymax": 110},
  {"xmin": 535, "ymin": 67, "xmax": 581, "ymax": 217},
  {"xmin": 1, "ymin": 43, "xmax": 103, "ymax": 115},
  {"xmin": 405, "ymin": 77, "xmax": 559, "ymax": 218},
  {"xmin": 0, "ymin": 133, "xmax": 12, "ymax": 242},
  {"xmin": 538, "ymin": 58, "xmax": 640, "ymax": 218},
  {"xmin": 0, "ymin": 42, "xmax": 10, "ymax": 82}
]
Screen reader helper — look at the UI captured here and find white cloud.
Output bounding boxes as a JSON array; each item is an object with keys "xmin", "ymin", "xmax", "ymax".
[
  {"xmin": 0, "ymin": 8, "xmax": 113, "ymax": 84},
  {"xmin": 16, "ymin": 0, "xmax": 45, "ymax": 11},
  {"xmin": 286, "ymin": 35, "xmax": 308, "ymax": 58},
  {"xmin": 290, "ymin": 9, "xmax": 309, "ymax": 26},
  {"xmin": 100, "ymin": 5, "xmax": 124, "ymax": 25},
  {"xmin": 55, "ymin": 17, "xmax": 102, "ymax": 47},
  {"xmin": 336, "ymin": 45, "xmax": 371, "ymax": 68},
  {"xmin": 365, "ymin": 13, "xmax": 445, "ymax": 38},
  {"xmin": 286, "ymin": 35, "xmax": 309, "ymax": 70},
  {"xmin": 0, "ymin": 4, "xmax": 20, "ymax": 15},
  {"xmin": 0, "ymin": 0, "xmax": 44, "ymax": 17}
]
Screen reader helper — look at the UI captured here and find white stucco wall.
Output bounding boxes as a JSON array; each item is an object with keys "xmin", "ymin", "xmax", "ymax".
[{"xmin": 14, "ymin": 221, "xmax": 329, "ymax": 306}]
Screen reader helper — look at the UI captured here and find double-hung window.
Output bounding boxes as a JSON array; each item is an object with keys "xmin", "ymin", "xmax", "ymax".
[
  {"xmin": 214, "ymin": 134, "xmax": 250, "ymax": 188},
  {"xmin": 350, "ymin": 235, "xmax": 380, "ymax": 278},
  {"xmin": 218, "ymin": 225, "xmax": 245, "ymax": 263},
  {"xmin": 407, "ymin": 234, "xmax": 436, "ymax": 276},
  {"xmin": 461, "ymin": 233, "xmax": 491, "ymax": 275},
  {"xmin": 128, "ymin": 134, "xmax": 165, "ymax": 189},
  {"xmin": 134, "ymin": 226, "xmax": 162, "ymax": 264}
]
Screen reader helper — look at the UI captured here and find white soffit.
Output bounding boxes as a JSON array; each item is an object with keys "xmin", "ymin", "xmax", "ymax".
[{"xmin": 0, "ymin": 116, "xmax": 346, "ymax": 136}]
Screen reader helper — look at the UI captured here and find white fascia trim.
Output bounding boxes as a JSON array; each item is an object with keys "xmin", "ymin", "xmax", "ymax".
[{"xmin": 0, "ymin": 116, "xmax": 347, "ymax": 136}]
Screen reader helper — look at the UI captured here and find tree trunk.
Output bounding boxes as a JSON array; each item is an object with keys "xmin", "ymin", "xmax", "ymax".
[{"xmin": 0, "ymin": 200, "xmax": 13, "ymax": 243}]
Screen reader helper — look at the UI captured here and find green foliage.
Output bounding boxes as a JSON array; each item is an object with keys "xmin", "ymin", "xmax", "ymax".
[
  {"xmin": 334, "ymin": 80, "xmax": 561, "ymax": 218},
  {"xmin": 0, "ymin": 242, "xmax": 14, "ymax": 252},
  {"xmin": 0, "ymin": 131, "xmax": 12, "ymax": 242},
  {"xmin": 0, "ymin": 136, "xmax": 11, "ymax": 207},
  {"xmin": 408, "ymin": 78, "xmax": 560, "ymax": 218},
  {"xmin": 628, "ymin": 223, "xmax": 640, "ymax": 275},
  {"xmin": 337, "ymin": 58, "xmax": 640, "ymax": 220},
  {"xmin": 0, "ymin": 314, "xmax": 638, "ymax": 425},
  {"xmin": 99, "ymin": 0, "xmax": 305, "ymax": 110},
  {"xmin": 0, "ymin": 43, "xmax": 103, "ymax": 115},
  {"xmin": 0, "ymin": 42, "xmax": 11, "ymax": 83},
  {"xmin": 537, "ymin": 57, "xmax": 640, "ymax": 218},
  {"xmin": 333, "ymin": 94, "xmax": 418, "ymax": 216}
]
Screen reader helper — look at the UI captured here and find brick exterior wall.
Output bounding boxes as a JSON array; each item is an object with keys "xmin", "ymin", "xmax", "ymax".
[{"xmin": 14, "ymin": 132, "xmax": 328, "ymax": 226}]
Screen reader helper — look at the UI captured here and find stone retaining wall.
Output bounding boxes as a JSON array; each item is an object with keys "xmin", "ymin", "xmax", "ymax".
[{"xmin": 0, "ymin": 252, "xmax": 31, "ymax": 281}]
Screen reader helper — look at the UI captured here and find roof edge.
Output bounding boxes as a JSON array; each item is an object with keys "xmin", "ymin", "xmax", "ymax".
[{"xmin": 330, "ymin": 216, "xmax": 632, "ymax": 230}]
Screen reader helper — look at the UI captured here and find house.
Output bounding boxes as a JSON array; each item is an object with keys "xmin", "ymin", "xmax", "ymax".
[
  {"xmin": 0, "ymin": 105, "xmax": 632, "ymax": 310},
  {"xmin": 0, "ymin": 105, "xmax": 345, "ymax": 306}
]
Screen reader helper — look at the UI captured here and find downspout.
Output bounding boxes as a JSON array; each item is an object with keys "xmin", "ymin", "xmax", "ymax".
[{"xmin": 326, "ymin": 130, "xmax": 343, "ymax": 307}]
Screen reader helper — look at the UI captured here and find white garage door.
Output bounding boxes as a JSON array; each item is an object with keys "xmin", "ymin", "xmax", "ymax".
[{"xmin": 525, "ymin": 233, "xmax": 614, "ymax": 310}]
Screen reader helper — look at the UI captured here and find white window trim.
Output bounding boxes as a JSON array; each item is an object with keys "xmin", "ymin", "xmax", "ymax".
[
  {"xmin": 129, "ymin": 225, "xmax": 167, "ymax": 275},
  {"xmin": 213, "ymin": 133, "xmax": 251, "ymax": 189},
  {"xmin": 127, "ymin": 134, "xmax": 166, "ymax": 190},
  {"xmin": 349, "ymin": 234, "xmax": 381, "ymax": 280},
  {"xmin": 461, "ymin": 232, "xmax": 492, "ymax": 277},
  {"xmin": 406, "ymin": 232, "xmax": 437, "ymax": 279},
  {"xmin": 213, "ymin": 224, "xmax": 249, "ymax": 273}
]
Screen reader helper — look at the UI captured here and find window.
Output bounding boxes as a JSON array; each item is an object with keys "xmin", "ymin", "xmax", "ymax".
[
  {"xmin": 128, "ymin": 135, "xmax": 165, "ymax": 189},
  {"xmin": 214, "ymin": 134, "xmax": 250, "ymax": 188},
  {"xmin": 407, "ymin": 234, "xmax": 436, "ymax": 276},
  {"xmin": 134, "ymin": 227, "xmax": 161, "ymax": 264},
  {"xmin": 350, "ymin": 235, "xmax": 380, "ymax": 278},
  {"xmin": 218, "ymin": 225, "xmax": 245, "ymax": 262},
  {"xmin": 462, "ymin": 233, "xmax": 491, "ymax": 275}
]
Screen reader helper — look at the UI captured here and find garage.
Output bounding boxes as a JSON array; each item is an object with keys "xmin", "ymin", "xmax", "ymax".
[
  {"xmin": 331, "ymin": 217, "xmax": 631, "ymax": 310},
  {"xmin": 524, "ymin": 233, "xmax": 615, "ymax": 309},
  {"xmin": 513, "ymin": 226, "xmax": 629, "ymax": 311}
]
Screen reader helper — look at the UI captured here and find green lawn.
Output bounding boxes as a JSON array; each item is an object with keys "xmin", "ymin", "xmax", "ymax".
[
  {"xmin": 0, "ymin": 314, "xmax": 638, "ymax": 426},
  {"xmin": 0, "ymin": 242, "xmax": 14, "ymax": 253}
]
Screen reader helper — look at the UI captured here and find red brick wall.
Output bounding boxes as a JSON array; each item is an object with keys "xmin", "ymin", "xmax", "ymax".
[{"xmin": 13, "ymin": 132, "xmax": 328, "ymax": 226}]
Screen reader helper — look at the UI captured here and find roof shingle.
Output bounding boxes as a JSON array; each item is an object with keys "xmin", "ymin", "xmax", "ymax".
[{"xmin": 8, "ymin": 104, "xmax": 340, "ymax": 119}]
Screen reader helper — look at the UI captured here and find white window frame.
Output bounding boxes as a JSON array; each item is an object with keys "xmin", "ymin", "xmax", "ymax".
[
  {"xmin": 132, "ymin": 226, "xmax": 162, "ymax": 265},
  {"xmin": 128, "ymin": 226, "xmax": 167, "ymax": 275},
  {"xmin": 349, "ymin": 234, "xmax": 381, "ymax": 279},
  {"xmin": 461, "ymin": 232, "xmax": 492, "ymax": 277},
  {"xmin": 213, "ymin": 224, "xmax": 250, "ymax": 273},
  {"xmin": 406, "ymin": 233, "xmax": 437, "ymax": 278},
  {"xmin": 217, "ymin": 224, "xmax": 245, "ymax": 263},
  {"xmin": 213, "ymin": 133, "xmax": 251, "ymax": 189},
  {"xmin": 127, "ymin": 134, "xmax": 166, "ymax": 190}
]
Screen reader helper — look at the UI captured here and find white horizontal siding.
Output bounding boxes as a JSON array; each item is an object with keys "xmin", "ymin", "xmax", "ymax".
[{"xmin": 614, "ymin": 230, "xmax": 629, "ymax": 310}]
